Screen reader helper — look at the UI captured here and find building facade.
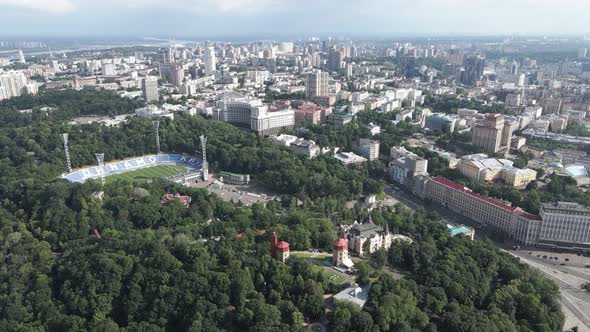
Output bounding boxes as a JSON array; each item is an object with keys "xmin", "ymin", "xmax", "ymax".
[
  {"xmin": 359, "ymin": 138, "xmax": 380, "ymax": 161},
  {"xmin": 142, "ymin": 76, "xmax": 159, "ymax": 102},
  {"xmin": 472, "ymin": 113, "xmax": 512, "ymax": 153},
  {"xmin": 214, "ymin": 95, "xmax": 294, "ymax": 135},
  {"xmin": 305, "ymin": 70, "xmax": 329, "ymax": 98}
]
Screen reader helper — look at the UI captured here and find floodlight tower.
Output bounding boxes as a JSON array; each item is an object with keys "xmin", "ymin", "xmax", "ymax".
[
  {"xmin": 61, "ymin": 133, "xmax": 72, "ymax": 173},
  {"xmin": 153, "ymin": 120, "xmax": 161, "ymax": 155},
  {"xmin": 200, "ymin": 135, "xmax": 209, "ymax": 181},
  {"xmin": 95, "ymin": 153, "xmax": 105, "ymax": 187}
]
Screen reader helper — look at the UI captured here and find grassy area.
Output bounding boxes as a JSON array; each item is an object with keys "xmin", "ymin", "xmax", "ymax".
[
  {"xmin": 291, "ymin": 252, "xmax": 331, "ymax": 259},
  {"xmin": 325, "ymin": 270, "xmax": 347, "ymax": 285},
  {"xmin": 105, "ymin": 165, "xmax": 187, "ymax": 183},
  {"xmin": 291, "ymin": 253, "xmax": 348, "ymax": 285}
]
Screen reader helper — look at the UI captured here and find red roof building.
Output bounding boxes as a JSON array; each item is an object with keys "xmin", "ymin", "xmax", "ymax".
[
  {"xmin": 427, "ymin": 177, "xmax": 542, "ymax": 244},
  {"xmin": 160, "ymin": 193, "xmax": 192, "ymax": 207},
  {"xmin": 270, "ymin": 232, "xmax": 290, "ymax": 263},
  {"xmin": 294, "ymin": 103, "xmax": 332, "ymax": 125}
]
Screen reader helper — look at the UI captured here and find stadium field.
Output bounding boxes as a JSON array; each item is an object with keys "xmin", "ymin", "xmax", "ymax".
[{"xmin": 105, "ymin": 165, "xmax": 187, "ymax": 183}]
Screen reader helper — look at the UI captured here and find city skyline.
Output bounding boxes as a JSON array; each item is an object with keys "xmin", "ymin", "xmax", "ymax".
[{"xmin": 1, "ymin": 0, "xmax": 590, "ymax": 37}]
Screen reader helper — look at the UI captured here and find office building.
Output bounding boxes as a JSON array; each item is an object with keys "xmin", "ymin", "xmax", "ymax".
[
  {"xmin": 359, "ymin": 138, "xmax": 380, "ymax": 161},
  {"xmin": 578, "ymin": 48, "xmax": 588, "ymax": 59},
  {"xmin": 456, "ymin": 154, "xmax": 536, "ymax": 187},
  {"xmin": 305, "ymin": 70, "xmax": 329, "ymax": 98},
  {"xmin": 461, "ymin": 55, "xmax": 485, "ymax": 86},
  {"xmin": 539, "ymin": 202, "xmax": 590, "ymax": 250},
  {"xmin": 426, "ymin": 177, "xmax": 537, "ymax": 235},
  {"xmin": 142, "ymin": 76, "xmax": 159, "ymax": 102},
  {"xmin": 204, "ymin": 47, "xmax": 216, "ymax": 76},
  {"xmin": 415, "ymin": 176, "xmax": 590, "ymax": 249},
  {"xmin": 327, "ymin": 48, "xmax": 343, "ymax": 72},
  {"xmin": 472, "ymin": 113, "xmax": 510, "ymax": 153},
  {"xmin": 214, "ymin": 94, "xmax": 294, "ymax": 135},
  {"xmin": 389, "ymin": 147, "xmax": 428, "ymax": 185}
]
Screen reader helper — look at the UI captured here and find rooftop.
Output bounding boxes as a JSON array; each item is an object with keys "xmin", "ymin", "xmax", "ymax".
[
  {"xmin": 333, "ymin": 285, "xmax": 370, "ymax": 308},
  {"xmin": 431, "ymin": 177, "xmax": 515, "ymax": 212}
]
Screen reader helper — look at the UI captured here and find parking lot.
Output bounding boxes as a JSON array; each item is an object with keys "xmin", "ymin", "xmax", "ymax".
[{"xmin": 192, "ymin": 177, "xmax": 275, "ymax": 206}]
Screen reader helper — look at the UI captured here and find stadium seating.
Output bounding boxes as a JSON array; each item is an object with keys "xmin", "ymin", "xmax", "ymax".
[{"xmin": 62, "ymin": 154, "xmax": 203, "ymax": 183}]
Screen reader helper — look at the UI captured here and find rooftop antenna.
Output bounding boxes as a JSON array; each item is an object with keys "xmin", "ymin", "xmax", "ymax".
[
  {"xmin": 153, "ymin": 120, "xmax": 161, "ymax": 155},
  {"xmin": 61, "ymin": 133, "xmax": 72, "ymax": 173},
  {"xmin": 200, "ymin": 135, "xmax": 209, "ymax": 181},
  {"xmin": 95, "ymin": 153, "xmax": 105, "ymax": 187}
]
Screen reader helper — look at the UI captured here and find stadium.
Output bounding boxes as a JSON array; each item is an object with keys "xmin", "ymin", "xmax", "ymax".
[{"xmin": 62, "ymin": 154, "xmax": 205, "ymax": 185}]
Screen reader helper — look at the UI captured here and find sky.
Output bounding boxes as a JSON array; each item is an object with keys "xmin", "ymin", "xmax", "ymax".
[{"xmin": 0, "ymin": 0, "xmax": 589, "ymax": 38}]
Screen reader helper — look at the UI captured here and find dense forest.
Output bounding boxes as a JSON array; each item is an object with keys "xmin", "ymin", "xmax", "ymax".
[{"xmin": 0, "ymin": 90, "xmax": 565, "ymax": 331}]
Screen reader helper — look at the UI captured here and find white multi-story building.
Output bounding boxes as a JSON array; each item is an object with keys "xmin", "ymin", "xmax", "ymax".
[
  {"xmin": 389, "ymin": 147, "xmax": 428, "ymax": 185},
  {"xmin": 214, "ymin": 94, "xmax": 294, "ymax": 135},
  {"xmin": 359, "ymin": 138, "xmax": 380, "ymax": 161},
  {"xmin": 204, "ymin": 47, "xmax": 217, "ymax": 76},
  {"xmin": 539, "ymin": 202, "xmax": 590, "ymax": 250},
  {"xmin": 0, "ymin": 70, "xmax": 29, "ymax": 100},
  {"xmin": 142, "ymin": 76, "xmax": 159, "ymax": 102},
  {"xmin": 102, "ymin": 63, "xmax": 116, "ymax": 76}
]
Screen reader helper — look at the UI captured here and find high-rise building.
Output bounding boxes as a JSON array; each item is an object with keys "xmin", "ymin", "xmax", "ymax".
[
  {"xmin": 327, "ymin": 48, "xmax": 343, "ymax": 72},
  {"xmin": 161, "ymin": 47, "xmax": 174, "ymax": 64},
  {"xmin": 461, "ymin": 55, "xmax": 485, "ymax": 86},
  {"xmin": 305, "ymin": 70, "xmax": 329, "ymax": 98},
  {"xmin": 345, "ymin": 63, "xmax": 353, "ymax": 77},
  {"xmin": 170, "ymin": 64, "xmax": 184, "ymax": 87},
  {"xmin": 0, "ymin": 71, "xmax": 28, "ymax": 100},
  {"xmin": 471, "ymin": 113, "xmax": 510, "ymax": 153},
  {"xmin": 142, "ymin": 76, "xmax": 159, "ymax": 103},
  {"xmin": 578, "ymin": 48, "xmax": 588, "ymax": 59},
  {"xmin": 448, "ymin": 48, "xmax": 464, "ymax": 65},
  {"xmin": 204, "ymin": 47, "xmax": 216, "ymax": 76},
  {"xmin": 101, "ymin": 63, "xmax": 116, "ymax": 76},
  {"xmin": 510, "ymin": 60, "xmax": 519, "ymax": 75}
]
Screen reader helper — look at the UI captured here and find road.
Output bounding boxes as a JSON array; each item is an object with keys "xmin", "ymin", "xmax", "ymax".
[{"xmin": 510, "ymin": 252, "xmax": 590, "ymax": 331}]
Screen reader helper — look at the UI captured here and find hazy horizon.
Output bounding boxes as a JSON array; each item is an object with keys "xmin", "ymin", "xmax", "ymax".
[{"xmin": 1, "ymin": 0, "xmax": 589, "ymax": 38}]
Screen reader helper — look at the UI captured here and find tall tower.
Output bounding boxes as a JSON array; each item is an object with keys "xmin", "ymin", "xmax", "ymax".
[
  {"xmin": 200, "ymin": 135, "xmax": 209, "ymax": 181},
  {"xmin": 18, "ymin": 49, "xmax": 26, "ymax": 64},
  {"xmin": 204, "ymin": 47, "xmax": 216, "ymax": 76},
  {"xmin": 153, "ymin": 121, "xmax": 161, "ymax": 155},
  {"xmin": 95, "ymin": 153, "xmax": 105, "ymax": 187},
  {"xmin": 61, "ymin": 133, "xmax": 72, "ymax": 173}
]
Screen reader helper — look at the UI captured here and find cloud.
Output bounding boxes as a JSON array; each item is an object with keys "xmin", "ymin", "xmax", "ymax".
[
  {"xmin": 121, "ymin": 0, "xmax": 286, "ymax": 15},
  {"xmin": 0, "ymin": 0, "xmax": 76, "ymax": 14}
]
